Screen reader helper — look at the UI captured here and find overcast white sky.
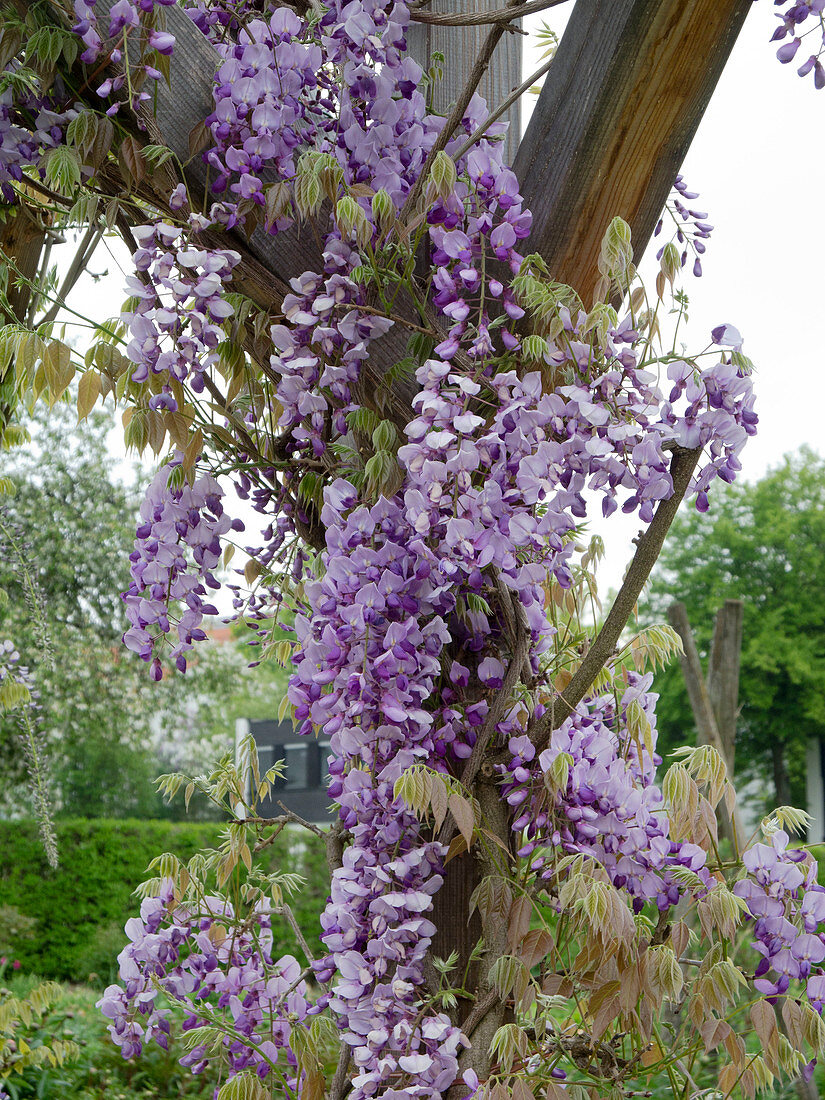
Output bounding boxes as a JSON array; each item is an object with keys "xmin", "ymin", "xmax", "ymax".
[{"xmin": 57, "ymin": 2, "xmax": 824, "ymax": 600}]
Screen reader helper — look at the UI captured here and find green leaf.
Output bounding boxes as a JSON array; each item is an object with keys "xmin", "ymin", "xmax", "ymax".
[{"xmin": 44, "ymin": 146, "xmax": 81, "ymax": 195}]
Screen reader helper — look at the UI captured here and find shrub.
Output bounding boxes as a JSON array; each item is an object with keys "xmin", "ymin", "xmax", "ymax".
[{"xmin": 0, "ymin": 819, "xmax": 328, "ymax": 983}]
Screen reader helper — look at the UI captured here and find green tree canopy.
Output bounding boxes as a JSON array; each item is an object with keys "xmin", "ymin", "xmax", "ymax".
[{"xmin": 646, "ymin": 445, "xmax": 825, "ymax": 808}]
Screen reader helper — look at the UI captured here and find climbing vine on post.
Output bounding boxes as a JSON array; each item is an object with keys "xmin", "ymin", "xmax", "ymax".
[{"xmin": 0, "ymin": 0, "xmax": 823, "ymax": 1098}]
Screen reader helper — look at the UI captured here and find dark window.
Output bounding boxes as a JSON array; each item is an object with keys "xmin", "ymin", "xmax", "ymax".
[{"xmin": 283, "ymin": 743, "xmax": 310, "ymax": 790}]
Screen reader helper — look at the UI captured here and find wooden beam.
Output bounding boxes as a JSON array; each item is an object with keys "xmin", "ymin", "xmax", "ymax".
[{"xmin": 515, "ymin": 0, "xmax": 752, "ymax": 304}]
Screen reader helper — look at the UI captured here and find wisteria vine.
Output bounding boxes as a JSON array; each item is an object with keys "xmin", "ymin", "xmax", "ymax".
[{"xmin": 2, "ymin": 0, "xmax": 824, "ymax": 1097}]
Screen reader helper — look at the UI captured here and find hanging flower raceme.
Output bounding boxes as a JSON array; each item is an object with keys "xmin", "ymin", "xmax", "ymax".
[
  {"xmin": 97, "ymin": 878, "xmax": 311, "ymax": 1088},
  {"xmin": 734, "ymin": 831, "xmax": 825, "ymax": 1001},
  {"xmin": 500, "ymin": 674, "xmax": 710, "ymax": 912},
  {"xmin": 124, "ymin": 218, "xmax": 240, "ymax": 396},
  {"xmin": 122, "ymin": 459, "xmax": 241, "ymax": 675},
  {"xmin": 654, "ymin": 174, "xmax": 714, "ymax": 277},
  {"xmin": 290, "ymin": 486, "xmax": 467, "ymax": 1099}
]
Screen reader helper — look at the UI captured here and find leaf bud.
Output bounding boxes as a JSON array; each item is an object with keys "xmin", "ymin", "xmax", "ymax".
[
  {"xmin": 335, "ymin": 196, "xmax": 370, "ymax": 247},
  {"xmin": 316, "ymin": 153, "xmax": 344, "ymax": 202},
  {"xmin": 522, "ymin": 334, "xmax": 550, "ymax": 362},
  {"xmin": 428, "ymin": 151, "xmax": 457, "ymax": 201},
  {"xmin": 598, "ymin": 216, "xmax": 633, "ymax": 279},
  {"xmin": 371, "ymin": 188, "xmax": 395, "ymax": 233},
  {"xmin": 661, "ymin": 242, "xmax": 681, "ymax": 285},
  {"xmin": 124, "ymin": 407, "xmax": 149, "ymax": 453},
  {"xmin": 545, "ymin": 751, "xmax": 572, "ymax": 794},
  {"xmin": 294, "ymin": 170, "xmax": 321, "ymax": 220}
]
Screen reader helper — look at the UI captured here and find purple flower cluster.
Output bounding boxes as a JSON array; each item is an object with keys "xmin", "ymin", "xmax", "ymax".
[
  {"xmin": 500, "ymin": 674, "xmax": 710, "ymax": 912},
  {"xmin": 198, "ymin": 0, "xmax": 437, "ymax": 219},
  {"xmin": 0, "ymin": 91, "xmax": 79, "ymax": 204},
  {"xmin": 428, "ymin": 138, "xmax": 531, "ymax": 360},
  {"xmin": 72, "ymin": 0, "xmax": 177, "ymax": 112},
  {"xmin": 123, "ymin": 460, "xmax": 241, "ymax": 675},
  {"xmin": 72, "ymin": 0, "xmax": 176, "ymax": 62},
  {"xmin": 97, "ymin": 879, "xmax": 310, "ymax": 1088},
  {"xmin": 659, "ymin": 346, "xmax": 758, "ymax": 512},
  {"xmin": 399, "ymin": 361, "xmax": 574, "ymax": 663},
  {"xmin": 654, "ymin": 174, "xmax": 713, "ymax": 278},
  {"xmin": 734, "ymin": 831, "xmax": 825, "ymax": 1008},
  {"xmin": 204, "ymin": 9, "xmax": 325, "ymax": 202},
  {"xmin": 124, "ymin": 219, "xmax": 240, "ymax": 397},
  {"xmin": 771, "ymin": 0, "xmax": 825, "ymax": 87},
  {"xmin": 271, "ymin": 241, "xmax": 393, "ymax": 456},
  {"xmin": 290, "ymin": 486, "xmax": 467, "ymax": 1098}
]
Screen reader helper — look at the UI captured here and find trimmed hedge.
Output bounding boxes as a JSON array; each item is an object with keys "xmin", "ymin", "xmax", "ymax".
[{"xmin": 0, "ymin": 819, "xmax": 328, "ymax": 983}]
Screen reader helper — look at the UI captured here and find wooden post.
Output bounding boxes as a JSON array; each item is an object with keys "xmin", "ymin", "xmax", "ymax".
[
  {"xmin": 407, "ymin": 1, "xmax": 522, "ymax": 164},
  {"xmin": 667, "ymin": 602, "xmax": 744, "ymax": 845}
]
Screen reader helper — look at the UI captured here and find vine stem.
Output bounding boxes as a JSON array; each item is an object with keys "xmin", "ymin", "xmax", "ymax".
[{"xmin": 411, "ymin": 0, "xmax": 569, "ymax": 25}]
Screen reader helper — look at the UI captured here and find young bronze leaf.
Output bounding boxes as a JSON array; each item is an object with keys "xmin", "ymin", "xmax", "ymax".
[
  {"xmin": 507, "ymin": 895, "xmax": 533, "ymax": 953},
  {"xmin": 430, "ymin": 773, "xmax": 448, "ymax": 832},
  {"xmin": 519, "ymin": 928, "xmax": 554, "ymax": 971},
  {"xmin": 782, "ymin": 997, "xmax": 806, "ymax": 1053},
  {"xmin": 511, "ymin": 1081, "xmax": 535, "ymax": 1100},
  {"xmin": 699, "ymin": 1016, "xmax": 731, "ymax": 1053},
  {"xmin": 448, "ymin": 791, "xmax": 475, "ymax": 847},
  {"xmin": 750, "ymin": 999, "xmax": 779, "ymax": 1060},
  {"xmin": 77, "ymin": 368, "xmax": 101, "ymax": 421},
  {"xmin": 119, "ymin": 135, "xmax": 147, "ymax": 189}
]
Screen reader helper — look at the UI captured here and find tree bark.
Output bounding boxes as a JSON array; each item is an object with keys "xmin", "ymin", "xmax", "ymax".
[
  {"xmin": 706, "ymin": 599, "xmax": 743, "ymax": 773},
  {"xmin": 667, "ymin": 602, "xmax": 744, "ymax": 845}
]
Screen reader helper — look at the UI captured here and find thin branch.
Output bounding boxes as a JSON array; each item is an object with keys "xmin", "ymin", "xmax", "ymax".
[
  {"xmin": 450, "ymin": 52, "xmax": 557, "ymax": 165},
  {"xmin": 276, "ymin": 902, "xmax": 317, "ymax": 965},
  {"xmin": 527, "ymin": 445, "xmax": 702, "ymax": 750},
  {"xmin": 399, "ymin": 3, "xmax": 518, "ymax": 225},
  {"xmin": 248, "ymin": 807, "xmax": 326, "ymax": 847},
  {"xmin": 460, "ymin": 987, "xmax": 499, "ymax": 1037},
  {"xmin": 411, "ymin": 0, "xmax": 569, "ymax": 26},
  {"xmin": 276, "ymin": 800, "xmax": 327, "ymax": 839}
]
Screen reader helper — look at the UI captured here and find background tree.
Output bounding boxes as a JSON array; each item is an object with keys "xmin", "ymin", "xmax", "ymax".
[
  {"xmin": 646, "ymin": 446, "xmax": 825, "ymax": 810},
  {"xmin": 0, "ymin": 403, "xmax": 289, "ymax": 818}
]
